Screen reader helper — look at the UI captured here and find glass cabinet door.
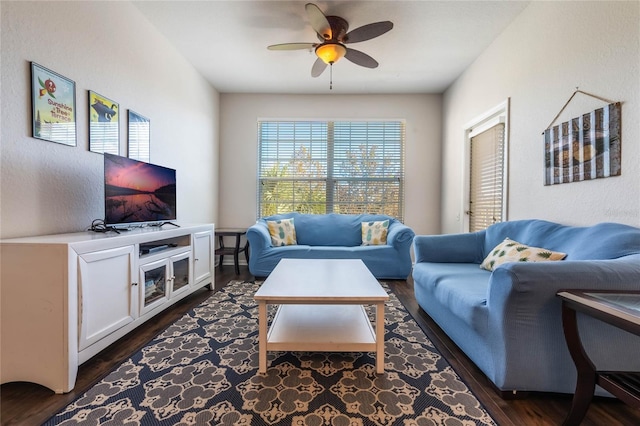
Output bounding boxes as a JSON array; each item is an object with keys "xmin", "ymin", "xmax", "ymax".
[
  {"xmin": 170, "ymin": 252, "xmax": 191, "ymax": 296},
  {"xmin": 139, "ymin": 259, "xmax": 168, "ymax": 315}
]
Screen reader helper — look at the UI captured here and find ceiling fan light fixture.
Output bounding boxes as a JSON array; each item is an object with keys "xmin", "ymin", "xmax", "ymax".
[{"xmin": 315, "ymin": 43, "xmax": 347, "ymax": 64}]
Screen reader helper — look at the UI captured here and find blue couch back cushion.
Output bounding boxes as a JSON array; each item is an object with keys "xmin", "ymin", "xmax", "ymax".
[
  {"xmin": 259, "ymin": 212, "xmax": 397, "ymax": 247},
  {"xmin": 483, "ymin": 219, "xmax": 640, "ymax": 260}
]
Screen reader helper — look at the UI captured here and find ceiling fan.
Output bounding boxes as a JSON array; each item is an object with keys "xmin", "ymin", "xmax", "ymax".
[{"xmin": 267, "ymin": 3, "xmax": 393, "ymax": 84}]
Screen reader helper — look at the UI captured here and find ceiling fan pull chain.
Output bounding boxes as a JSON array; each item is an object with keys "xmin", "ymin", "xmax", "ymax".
[{"xmin": 330, "ymin": 63, "xmax": 333, "ymax": 90}]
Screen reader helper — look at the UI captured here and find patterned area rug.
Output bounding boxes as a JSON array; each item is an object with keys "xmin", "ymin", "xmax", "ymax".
[{"xmin": 45, "ymin": 281, "xmax": 497, "ymax": 425}]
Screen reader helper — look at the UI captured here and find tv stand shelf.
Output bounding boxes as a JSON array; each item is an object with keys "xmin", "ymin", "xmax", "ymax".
[
  {"xmin": 139, "ymin": 235, "xmax": 190, "ymax": 257},
  {"xmin": 0, "ymin": 223, "xmax": 215, "ymax": 394}
]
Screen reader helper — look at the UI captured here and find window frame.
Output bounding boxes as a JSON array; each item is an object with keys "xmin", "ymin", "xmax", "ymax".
[
  {"xmin": 462, "ymin": 99, "xmax": 510, "ymax": 233},
  {"xmin": 256, "ymin": 119, "xmax": 406, "ymax": 221}
]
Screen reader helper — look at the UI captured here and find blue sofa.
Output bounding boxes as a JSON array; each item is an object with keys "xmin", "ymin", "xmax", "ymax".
[
  {"xmin": 247, "ymin": 213, "xmax": 415, "ymax": 279},
  {"xmin": 412, "ymin": 219, "xmax": 640, "ymax": 396}
]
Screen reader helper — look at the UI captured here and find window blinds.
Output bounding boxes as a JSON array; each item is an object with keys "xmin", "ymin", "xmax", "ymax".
[
  {"xmin": 258, "ymin": 120, "xmax": 405, "ymax": 221},
  {"xmin": 469, "ymin": 123, "xmax": 505, "ymax": 232}
]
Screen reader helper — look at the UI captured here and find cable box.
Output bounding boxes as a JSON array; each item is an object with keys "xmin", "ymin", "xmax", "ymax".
[{"xmin": 140, "ymin": 244, "xmax": 170, "ymax": 255}]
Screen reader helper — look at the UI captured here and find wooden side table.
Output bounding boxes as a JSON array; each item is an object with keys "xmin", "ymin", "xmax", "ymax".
[
  {"xmin": 214, "ymin": 228, "xmax": 249, "ymax": 275},
  {"xmin": 557, "ymin": 290, "xmax": 640, "ymax": 426}
]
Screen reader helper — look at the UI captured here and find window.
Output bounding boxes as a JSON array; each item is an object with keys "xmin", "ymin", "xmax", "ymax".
[
  {"xmin": 257, "ymin": 120, "xmax": 405, "ymax": 221},
  {"xmin": 464, "ymin": 100, "xmax": 509, "ymax": 233}
]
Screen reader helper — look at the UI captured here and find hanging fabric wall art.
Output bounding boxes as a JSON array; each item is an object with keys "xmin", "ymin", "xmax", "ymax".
[{"xmin": 543, "ymin": 90, "xmax": 621, "ymax": 186}]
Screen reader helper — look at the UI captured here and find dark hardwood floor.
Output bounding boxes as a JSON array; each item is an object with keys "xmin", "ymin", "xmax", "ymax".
[{"xmin": 1, "ymin": 266, "xmax": 638, "ymax": 425}]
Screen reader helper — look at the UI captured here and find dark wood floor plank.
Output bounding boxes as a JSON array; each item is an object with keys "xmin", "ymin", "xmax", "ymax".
[{"xmin": 1, "ymin": 266, "xmax": 638, "ymax": 425}]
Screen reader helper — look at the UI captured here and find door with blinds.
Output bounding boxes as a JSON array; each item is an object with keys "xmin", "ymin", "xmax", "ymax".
[{"xmin": 468, "ymin": 122, "xmax": 506, "ymax": 232}]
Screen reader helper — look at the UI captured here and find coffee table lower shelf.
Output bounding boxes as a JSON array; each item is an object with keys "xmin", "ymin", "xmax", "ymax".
[{"xmin": 259, "ymin": 304, "xmax": 382, "ymax": 372}]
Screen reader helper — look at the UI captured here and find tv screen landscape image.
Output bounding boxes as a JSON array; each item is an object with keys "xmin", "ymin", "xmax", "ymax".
[{"xmin": 104, "ymin": 153, "xmax": 176, "ymax": 226}]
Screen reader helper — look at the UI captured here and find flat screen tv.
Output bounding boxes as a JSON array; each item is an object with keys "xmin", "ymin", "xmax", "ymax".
[{"xmin": 104, "ymin": 153, "xmax": 176, "ymax": 226}]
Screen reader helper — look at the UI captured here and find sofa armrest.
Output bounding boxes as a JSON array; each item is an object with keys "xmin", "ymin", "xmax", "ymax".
[
  {"xmin": 247, "ymin": 222, "xmax": 272, "ymax": 253},
  {"xmin": 488, "ymin": 256, "xmax": 640, "ymax": 306},
  {"xmin": 413, "ymin": 232, "xmax": 485, "ymax": 263},
  {"xmin": 488, "ymin": 256, "xmax": 640, "ymax": 321},
  {"xmin": 486, "ymin": 255, "xmax": 640, "ymax": 386},
  {"xmin": 387, "ymin": 222, "xmax": 415, "ymax": 251}
]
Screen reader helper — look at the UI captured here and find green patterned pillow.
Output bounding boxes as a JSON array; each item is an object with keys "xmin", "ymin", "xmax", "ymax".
[
  {"xmin": 480, "ymin": 237, "xmax": 567, "ymax": 271},
  {"xmin": 266, "ymin": 218, "xmax": 297, "ymax": 246},
  {"xmin": 361, "ymin": 220, "xmax": 389, "ymax": 246}
]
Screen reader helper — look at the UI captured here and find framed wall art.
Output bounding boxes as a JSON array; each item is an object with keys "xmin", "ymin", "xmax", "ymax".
[
  {"xmin": 89, "ymin": 91, "xmax": 119, "ymax": 155},
  {"xmin": 543, "ymin": 101, "xmax": 621, "ymax": 186},
  {"xmin": 31, "ymin": 62, "xmax": 76, "ymax": 146},
  {"xmin": 128, "ymin": 110, "xmax": 150, "ymax": 162}
]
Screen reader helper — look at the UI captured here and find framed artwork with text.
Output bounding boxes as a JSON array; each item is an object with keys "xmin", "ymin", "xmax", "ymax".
[{"xmin": 31, "ymin": 62, "xmax": 76, "ymax": 146}]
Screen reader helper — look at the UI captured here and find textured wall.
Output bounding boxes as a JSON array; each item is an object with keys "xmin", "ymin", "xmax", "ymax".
[
  {"xmin": 0, "ymin": 1, "xmax": 219, "ymax": 239},
  {"xmin": 442, "ymin": 1, "xmax": 640, "ymax": 232},
  {"xmin": 219, "ymin": 93, "xmax": 442, "ymax": 236}
]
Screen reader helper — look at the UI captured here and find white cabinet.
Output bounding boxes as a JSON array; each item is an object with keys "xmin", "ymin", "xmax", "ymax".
[
  {"xmin": 78, "ymin": 246, "xmax": 137, "ymax": 352},
  {"xmin": 0, "ymin": 223, "xmax": 214, "ymax": 394},
  {"xmin": 193, "ymin": 230, "xmax": 213, "ymax": 285}
]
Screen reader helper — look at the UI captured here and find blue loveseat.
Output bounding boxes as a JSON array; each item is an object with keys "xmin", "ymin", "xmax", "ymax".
[
  {"xmin": 412, "ymin": 219, "xmax": 640, "ymax": 396},
  {"xmin": 247, "ymin": 212, "xmax": 415, "ymax": 279}
]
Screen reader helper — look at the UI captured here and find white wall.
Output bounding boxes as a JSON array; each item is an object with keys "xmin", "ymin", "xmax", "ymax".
[
  {"xmin": 0, "ymin": 1, "xmax": 219, "ymax": 239},
  {"xmin": 442, "ymin": 1, "xmax": 640, "ymax": 233},
  {"xmin": 219, "ymin": 94, "xmax": 442, "ymax": 235}
]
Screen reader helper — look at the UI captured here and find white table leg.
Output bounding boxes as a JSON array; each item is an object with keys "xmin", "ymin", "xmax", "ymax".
[
  {"xmin": 258, "ymin": 301, "xmax": 267, "ymax": 373},
  {"xmin": 376, "ymin": 301, "xmax": 385, "ymax": 373}
]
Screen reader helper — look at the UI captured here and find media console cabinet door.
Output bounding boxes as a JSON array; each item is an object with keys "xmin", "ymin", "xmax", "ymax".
[
  {"xmin": 78, "ymin": 245, "xmax": 137, "ymax": 351},
  {"xmin": 139, "ymin": 257, "xmax": 170, "ymax": 316},
  {"xmin": 170, "ymin": 251, "xmax": 192, "ymax": 297},
  {"xmin": 193, "ymin": 230, "xmax": 213, "ymax": 284}
]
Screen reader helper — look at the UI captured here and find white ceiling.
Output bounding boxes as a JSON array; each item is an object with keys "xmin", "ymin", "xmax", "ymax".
[{"xmin": 132, "ymin": 1, "xmax": 529, "ymax": 94}]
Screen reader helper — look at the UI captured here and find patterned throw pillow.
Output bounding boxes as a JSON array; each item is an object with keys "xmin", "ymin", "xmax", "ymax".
[
  {"xmin": 361, "ymin": 220, "xmax": 389, "ymax": 246},
  {"xmin": 480, "ymin": 237, "xmax": 567, "ymax": 271},
  {"xmin": 266, "ymin": 218, "xmax": 297, "ymax": 246}
]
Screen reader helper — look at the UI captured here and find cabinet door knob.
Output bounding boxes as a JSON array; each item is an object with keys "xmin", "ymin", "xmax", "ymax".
[
  {"xmin": 194, "ymin": 258, "xmax": 199, "ymax": 261},
  {"xmin": 132, "ymin": 282, "xmax": 138, "ymax": 286}
]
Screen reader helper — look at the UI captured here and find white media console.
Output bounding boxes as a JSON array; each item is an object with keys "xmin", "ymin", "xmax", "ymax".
[{"xmin": 0, "ymin": 223, "xmax": 215, "ymax": 393}]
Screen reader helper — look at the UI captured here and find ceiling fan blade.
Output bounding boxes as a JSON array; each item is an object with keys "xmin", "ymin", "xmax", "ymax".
[
  {"xmin": 311, "ymin": 57, "xmax": 328, "ymax": 77},
  {"xmin": 344, "ymin": 48, "xmax": 379, "ymax": 68},
  {"xmin": 268, "ymin": 43, "xmax": 316, "ymax": 51},
  {"xmin": 305, "ymin": 3, "xmax": 332, "ymax": 40},
  {"xmin": 345, "ymin": 21, "xmax": 393, "ymax": 44}
]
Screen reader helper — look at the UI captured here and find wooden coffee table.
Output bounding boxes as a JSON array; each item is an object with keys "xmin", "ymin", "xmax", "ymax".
[{"xmin": 254, "ymin": 258, "xmax": 389, "ymax": 374}]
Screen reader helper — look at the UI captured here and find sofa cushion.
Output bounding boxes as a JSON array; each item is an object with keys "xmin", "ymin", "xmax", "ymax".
[
  {"xmin": 413, "ymin": 263, "xmax": 490, "ymax": 333},
  {"xmin": 480, "ymin": 237, "xmax": 567, "ymax": 271},
  {"xmin": 361, "ymin": 220, "xmax": 389, "ymax": 245},
  {"xmin": 267, "ymin": 218, "xmax": 297, "ymax": 246}
]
